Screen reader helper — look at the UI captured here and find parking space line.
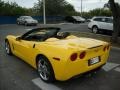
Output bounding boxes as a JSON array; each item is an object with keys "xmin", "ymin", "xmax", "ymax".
[
  {"xmin": 114, "ymin": 67, "xmax": 120, "ymax": 72},
  {"xmin": 25, "ymin": 29, "xmax": 32, "ymax": 31},
  {"xmin": 102, "ymin": 62, "xmax": 120, "ymax": 72},
  {"xmin": 31, "ymin": 62, "xmax": 120, "ymax": 90},
  {"xmin": 32, "ymin": 78, "xmax": 62, "ymax": 90}
]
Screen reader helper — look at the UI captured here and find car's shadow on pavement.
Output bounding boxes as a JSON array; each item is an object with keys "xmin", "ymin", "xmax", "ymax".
[{"xmin": 54, "ymin": 69, "xmax": 107, "ymax": 90}]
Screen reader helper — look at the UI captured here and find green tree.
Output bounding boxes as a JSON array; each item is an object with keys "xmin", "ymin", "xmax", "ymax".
[
  {"xmin": 33, "ymin": 0, "xmax": 76, "ymax": 16},
  {"xmin": 75, "ymin": 8, "xmax": 112, "ymax": 19},
  {"xmin": 0, "ymin": 0, "xmax": 30, "ymax": 16}
]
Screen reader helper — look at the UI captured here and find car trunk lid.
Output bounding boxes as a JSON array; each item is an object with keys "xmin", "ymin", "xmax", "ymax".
[{"xmin": 45, "ymin": 38, "xmax": 106, "ymax": 49}]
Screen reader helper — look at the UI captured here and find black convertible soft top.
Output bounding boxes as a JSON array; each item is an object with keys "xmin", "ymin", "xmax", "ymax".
[{"xmin": 21, "ymin": 27, "xmax": 60, "ymax": 39}]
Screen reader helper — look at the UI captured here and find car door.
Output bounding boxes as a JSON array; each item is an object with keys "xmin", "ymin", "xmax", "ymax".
[
  {"xmin": 99, "ymin": 18, "xmax": 113, "ymax": 30},
  {"xmin": 18, "ymin": 17, "xmax": 23, "ymax": 23},
  {"xmin": 105, "ymin": 18, "xmax": 113, "ymax": 31},
  {"xmin": 98, "ymin": 18, "xmax": 108, "ymax": 30},
  {"xmin": 92, "ymin": 17, "xmax": 103, "ymax": 29},
  {"xmin": 21, "ymin": 17, "xmax": 26, "ymax": 24},
  {"xmin": 13, "ymin": 39, "xmax": 38, "ymax": 66}
]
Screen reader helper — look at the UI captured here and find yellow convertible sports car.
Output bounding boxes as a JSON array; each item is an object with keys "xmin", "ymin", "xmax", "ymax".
[{"xmin": 5, "ymin": 27, "xmax": 110, "ymax": 82}]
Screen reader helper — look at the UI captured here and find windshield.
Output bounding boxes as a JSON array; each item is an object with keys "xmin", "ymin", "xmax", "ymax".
[
  {"xmin": 23, "ymin": 16, "xmax": 33, "ymax": 19},
  {"xmin": 22, "ymin": 28, "xmax": 60, "ymax": 41},
  {"xmin": 28, "ymin": 29, "xmax": 58, "ymax": 36},
  {"xmin": 72, "ymin": 16, "xmax": 85, "ymax": 20}
]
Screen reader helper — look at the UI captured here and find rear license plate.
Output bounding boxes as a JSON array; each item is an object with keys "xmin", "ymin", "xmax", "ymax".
[{"xmin": 88, "ymin": 57, "xmax": 100, "ymax": 66}]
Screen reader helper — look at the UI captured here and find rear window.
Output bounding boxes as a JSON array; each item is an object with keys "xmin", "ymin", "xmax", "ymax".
[{"xmin": 105, "ymin": 18, "xmax": 113, "ymax": 23}]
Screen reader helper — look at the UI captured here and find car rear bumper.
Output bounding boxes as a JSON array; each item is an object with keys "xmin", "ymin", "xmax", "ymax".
[{"xmin": 55, "ymin": 51, "xmax": 110, "ymax": 81}]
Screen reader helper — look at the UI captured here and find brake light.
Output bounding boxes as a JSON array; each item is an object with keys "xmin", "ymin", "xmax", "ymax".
[
  {"xmin": 70, "ymin": 53, "xmax": 77, "ymax": 61},
  {"xmin": 79, "ymin": 51, "xmax": 86, "ymax": 59}
]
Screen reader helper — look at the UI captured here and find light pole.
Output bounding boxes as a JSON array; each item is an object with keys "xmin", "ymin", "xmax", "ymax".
[
  {"xmin": 43, "ymin": 0, "xmax": 46, "ymax": 24},
  {"xmin": 81, "ymin": 0, "xmax": 82, "ymax": 16}
]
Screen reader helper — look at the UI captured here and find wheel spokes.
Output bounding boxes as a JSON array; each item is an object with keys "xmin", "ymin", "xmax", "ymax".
[
  {"xmin": 38, "ymin": 59, "xmax": 50, "ymax": 80},
  {"xmin": 5, "ymin": 42, "xmax": 10, "ymax": 53}
]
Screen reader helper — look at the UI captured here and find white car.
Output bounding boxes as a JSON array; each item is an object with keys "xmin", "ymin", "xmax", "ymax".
[
  {"xmin": 88, "ymin": 16, "xmax": 113, "ymax": 34},
  {"xmin": 17, "ymin": 16, "xmax": 38, "ymax": 26}
]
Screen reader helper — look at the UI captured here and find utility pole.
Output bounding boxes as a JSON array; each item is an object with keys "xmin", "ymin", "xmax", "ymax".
[
  {"xmin": 43, "ymin": 0, "xmax": 46, "ymax": 24},
  {"xmin": 81, "ymin": 0, "xmax": 82, "ymax": 17}
]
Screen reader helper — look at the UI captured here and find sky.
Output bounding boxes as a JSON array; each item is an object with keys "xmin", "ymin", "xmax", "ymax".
[
  {"xmin": 3, "ymin": 0, "xmax": 120, "ymax": 12},
  {"xmin": 66, "ymin": 0, "xmax": 108, "ymax": 12}
]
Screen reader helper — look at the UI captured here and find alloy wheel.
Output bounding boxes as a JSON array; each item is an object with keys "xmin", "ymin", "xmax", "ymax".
[{"xmin": 37, "ymin": 58, "xmax": 50, "ymax": 81}]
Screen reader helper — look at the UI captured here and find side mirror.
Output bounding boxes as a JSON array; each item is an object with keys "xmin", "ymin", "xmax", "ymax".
[{"xmin": 16, "ymin": 37, "xmax": 21, "ymax": 41}]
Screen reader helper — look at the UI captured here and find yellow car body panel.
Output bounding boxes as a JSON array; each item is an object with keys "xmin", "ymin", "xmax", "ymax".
[{"xmin": 6, "ymin": 35, "xmax": 110, "ymax": 81}]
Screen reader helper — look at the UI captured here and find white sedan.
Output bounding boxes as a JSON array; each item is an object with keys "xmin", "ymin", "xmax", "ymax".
[{"xmin": 17, "ymin": 16, "xmax": 38, "ymax": 26}]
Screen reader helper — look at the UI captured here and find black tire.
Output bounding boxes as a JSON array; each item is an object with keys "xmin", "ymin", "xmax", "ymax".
[
  {"xmin": 5, "ymin": 40, "xmax": 12, "ymax": 55},
  {"xmin": 37, "ymin": 56, "xmax": 55, "ymax": 83},
  {"xmin": 24, "ymin": 22, "xmax": 28, "ymax": 26},
  {"xmin": 92, "ymin": 26, "xmax": 99, "ymax": 34},
  {"xmin": 34, "ymin": 24, "xmax": 37, "ymax": 26},
  {"xmin": 17, "ymin": 21, "xmax": 20, "ymax": 25}
]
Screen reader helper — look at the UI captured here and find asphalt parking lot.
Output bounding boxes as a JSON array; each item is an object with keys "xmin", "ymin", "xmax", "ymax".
[{"xmin": 0, "ymin": 24, "xmax": 120, "ymax": 90}]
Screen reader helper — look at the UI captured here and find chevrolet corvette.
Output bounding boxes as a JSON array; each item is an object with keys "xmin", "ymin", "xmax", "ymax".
[{"xmin": 5, "ymin": 27, "xmax": 110, "ymax": 82}]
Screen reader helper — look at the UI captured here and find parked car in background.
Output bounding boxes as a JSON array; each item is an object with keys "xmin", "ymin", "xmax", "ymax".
[
  {"xmin": 17, "ymin": 16, "xmax": 38, "ymax": 26},
  {"xmin": 86, "ymin": 19, "xmax": 91, "ymax": 22},
  {"xmin": 88, "ymin": 16, "xmax": 113, "ymax": 34},
  {"xmin": 65, "ymin": 16, "xmax": 86, "ymax": 23}
]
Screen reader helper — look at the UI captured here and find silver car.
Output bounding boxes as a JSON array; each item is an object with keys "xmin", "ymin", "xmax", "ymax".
[{"xmin": 17, "ymin": 16, "xmax": 38, "ymax": 26}]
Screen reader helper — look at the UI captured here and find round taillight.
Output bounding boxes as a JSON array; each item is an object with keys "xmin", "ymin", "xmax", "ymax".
[
  {"xmin": 79, "ymin": 51, "xmax": 86, "ymax": 59},
  {"xmin": 70, "ymin": 53, "xmax": 77, "ymax": 61},
  {"xmin": 103, "ymin": 46, "xmax": 107, "ymax": 51}
]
